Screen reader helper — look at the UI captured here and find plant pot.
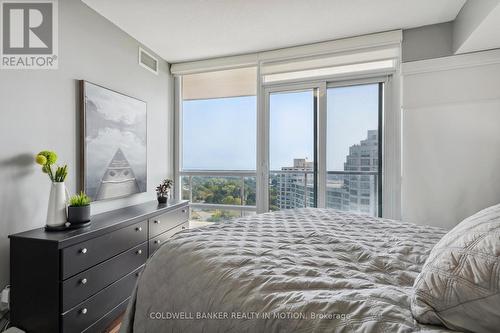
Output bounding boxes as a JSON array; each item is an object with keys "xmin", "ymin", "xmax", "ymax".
[
  {"xmin": 67, "ymin": 205, "xmax": 91, "ymax": 224},
  {"xmin": 46, "ymin": 182, "xmax": 69, "ymax": 228},
  {"xmin": 157, "ymin": 196, "xmax": 167, "ymax": 204}
]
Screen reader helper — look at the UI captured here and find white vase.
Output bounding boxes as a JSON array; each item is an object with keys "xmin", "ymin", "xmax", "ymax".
[{"xmin": 46, "ymin": 182, "xmax": 68, "ymax": 227}]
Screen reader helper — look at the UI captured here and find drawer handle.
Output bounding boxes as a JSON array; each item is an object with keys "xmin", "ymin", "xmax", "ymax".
[
  {"xmin": 136, "ymin": 227, "xmax": 142, "ymax": 232},
  {"xmin": 153, "ymin": 220, "xmax": 160, "ymax": 224},
  {"xmin": 154, "ymin": 240, "xmax": 161, "ymax": 245},
  {"xmin": 81, "ymin": 308, "xmax": 88, "ymax": 315},
  {"xmin": 80, "ymin": 248, "xmax": 88, "ymax": 254},
  {"xmin": 136, "ymin": 249, "xmax": 143, "ymax": 255},
  {"xmin": 80, "ymin": 278, "xmax": 88, "ymax": 285}
]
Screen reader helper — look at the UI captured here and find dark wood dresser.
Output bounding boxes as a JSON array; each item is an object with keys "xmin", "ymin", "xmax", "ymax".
[{"xmin": 9, "ymin": 199, "xmax": 189, "ymax": 333}]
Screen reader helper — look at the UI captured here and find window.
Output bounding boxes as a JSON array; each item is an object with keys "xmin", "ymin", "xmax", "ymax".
[
  {"xmin": 181, "ymin": 67, "xmax": 257, "ymax": 170},
  {"xmin": 180, "ymin": 67, "xmax": 257, "ymax": 223},
  {"xmin": 268, "ymin": 89, "xmax": 317, "ymax": 211},
  {"xmin": 173, "ymin": 30, "xmax": 402, "ymax": 220},
  {"xmin": 326, "ymin": 83, "xmax": 382, "ymax": 216},
  {"xmin": 265, "ymin": 82, "xmax": 383, "ymax": 217}
]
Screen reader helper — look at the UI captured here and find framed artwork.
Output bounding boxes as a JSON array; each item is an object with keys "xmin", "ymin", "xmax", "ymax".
[{"xmin": 80, "ymin": 81, "xmax": 147, "ymax": 201}]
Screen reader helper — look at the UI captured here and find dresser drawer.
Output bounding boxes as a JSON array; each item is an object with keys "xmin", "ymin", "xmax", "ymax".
[
  {"xmin": 81, "ymin": 297, "xmax": 129, "ymax": 333},
  {"xmin": 149, "ymin": 206, "xmax": 188, "ymax": 238},
  {"xmin": 62, "ymin": 242, "xmax": 147, "ymax": 311},
  {"xmin": 149, "ymin": 222, "xmax": 188, "ymax": 256},
  {"xmin": 62, "ymin": 266, "xmax": 142, "ymax": 333},
  {"xmin": 61, "ymin": 220, "xmax": 147, "ymax": 279}
]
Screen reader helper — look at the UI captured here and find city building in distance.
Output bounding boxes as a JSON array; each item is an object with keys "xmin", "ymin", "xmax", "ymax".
[{"xmin": 273, "ymin": 130, "xmax": 379, "ymax": 215}]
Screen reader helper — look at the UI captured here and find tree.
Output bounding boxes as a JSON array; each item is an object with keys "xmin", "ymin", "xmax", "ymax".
[{"xmin": 183, "ymin": 176, "xmax": 258, "ymax": 222}]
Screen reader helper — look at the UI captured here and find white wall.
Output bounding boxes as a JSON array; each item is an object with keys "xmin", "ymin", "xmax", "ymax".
[
  {"xmin": 0, "ymin": 0, "xmax": 173, "ymax": 288},
  {"xmin": 453, "ymin": 0, "xmax": 500, "ymax": 53},
  {"xmin": 402, "ymin": 50, "xmax": 500, "ymax": 229}
]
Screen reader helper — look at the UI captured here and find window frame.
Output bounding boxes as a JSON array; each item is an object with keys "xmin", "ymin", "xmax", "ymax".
[
  {"xmin": 260, "ymin": 76, "xmax": 386, "ymax": 216},
  {"xmin": 175, "ymin": 68, "xmax": 400, "ymax": 220},
  {"xmin": 174, "ymin": 71, "xmax": 259, "ymax": 221}
]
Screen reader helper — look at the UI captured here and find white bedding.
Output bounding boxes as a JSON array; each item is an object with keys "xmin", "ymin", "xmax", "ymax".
[{"xmin": 121, "ymin": 208, "xmax": 453, "ymax": 333}]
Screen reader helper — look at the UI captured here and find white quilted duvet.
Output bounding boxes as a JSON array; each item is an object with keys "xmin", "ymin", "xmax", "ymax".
[{"xmin": 121, "ymin": 208, "xmax": 454, "ymax": 333}]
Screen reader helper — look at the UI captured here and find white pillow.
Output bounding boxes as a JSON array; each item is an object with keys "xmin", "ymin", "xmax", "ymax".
[{"xmin": 411, "ymin": 203, "xmax": 500, "ymax": 333}]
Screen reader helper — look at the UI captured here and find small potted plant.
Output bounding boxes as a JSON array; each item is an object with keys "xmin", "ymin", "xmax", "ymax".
[
  {"xmin": 68, "ymin": 192, "xmax": 91, "ymax": 225},
  {"xmin": 156, "ymin": 179, "xmax": 173, "ymax": 204}
]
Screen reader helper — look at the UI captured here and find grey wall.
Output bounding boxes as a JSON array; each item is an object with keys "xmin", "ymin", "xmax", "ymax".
[
  {"xmin": 402, "ymin": 22, "xmax": 454, "ymax": 62},
  {"xmin": 0, "ymin": 0, "xmax": 173, "ymax": 288}
]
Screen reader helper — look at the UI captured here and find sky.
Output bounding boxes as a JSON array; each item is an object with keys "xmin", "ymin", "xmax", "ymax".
[
  {"xmin": 269, "ymin": 91, "xmax": 314, "ymax": 170},
  {"xmin": 182, "ymin": 96, "xmax": 256, "ymax": 170},
  {"xmin": 182, "ymin": 83, "xmax": 378, "ymax": 171},
  {"xmin": 327, "ymin": 84, "xmax": 378, "ymax": 170}
]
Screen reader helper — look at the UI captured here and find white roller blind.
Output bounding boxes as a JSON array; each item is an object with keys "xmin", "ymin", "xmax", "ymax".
[
  {"xmin": 263, "ymin": 59, "xmax": 396, "ymax": 83},
  {"xmin": 182, "ymin": 67, "xmax": 257, "ymax": 100},
  {"xmin": 260, "ymin": 46, "xmax": 399, "ymax": 75},
  {"xmin": 260, "ymin": 44, "xmax": 399, "ymax": 83}
]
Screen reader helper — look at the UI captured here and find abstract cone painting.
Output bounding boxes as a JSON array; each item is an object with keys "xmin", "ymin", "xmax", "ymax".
[{"xmin": 81, "ymin": 81, "xmax": 147, "ymax": 201}]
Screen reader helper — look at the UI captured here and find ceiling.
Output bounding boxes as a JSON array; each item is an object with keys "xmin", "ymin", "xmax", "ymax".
[{"xmin": 82, "ymin": 0, "xmax": 466, "ymax": 63}]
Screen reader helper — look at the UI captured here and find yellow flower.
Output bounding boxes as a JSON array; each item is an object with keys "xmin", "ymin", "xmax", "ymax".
[
  {"xmin": 37, "ymin": 150, "xmax": 57, "ymax": 165},
  {"xmin": 35, "ymin": 154, "xmax": 47, "ymax": 165}
]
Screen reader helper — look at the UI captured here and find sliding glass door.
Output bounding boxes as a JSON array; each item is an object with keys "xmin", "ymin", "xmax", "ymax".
[
  {"xmin": 268, "ymin": 89, "xmax": 318, "ymax": 211},
  {"xmin": 263, "ymin": 80, "xmax": 383, "ymax": 216},
  {"xmin": 326, "ymin": 83, "xmax": 382, "ymax": 216}
]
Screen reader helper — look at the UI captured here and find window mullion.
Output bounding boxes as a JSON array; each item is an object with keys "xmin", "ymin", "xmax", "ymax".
[
  {"xmin": 317, "ymin": 82, "xmax": 327, "ymax": 208},
  {"xmin": 256, "ymin": 67, "xmax": 269, "ymax": 213},
  {"xmin": 174, "ymin": 76, "xmax": 182, "ymax": 200}
]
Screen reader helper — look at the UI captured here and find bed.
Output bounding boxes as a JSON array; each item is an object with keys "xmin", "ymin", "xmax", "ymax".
[{"xmin": 120, "ymin": 208, "xmax": 455, "ymax": 333}]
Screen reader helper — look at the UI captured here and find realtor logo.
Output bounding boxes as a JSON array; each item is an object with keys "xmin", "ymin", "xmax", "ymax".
[{"xmin": 1, "ymin": 0, "xmax": 58, "ymax": 69}]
